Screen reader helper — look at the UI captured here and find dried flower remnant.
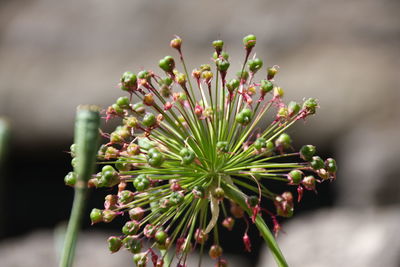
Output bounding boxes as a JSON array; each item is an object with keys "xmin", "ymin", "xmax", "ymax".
[{"xmin": 65, "ymin": 34, "xmax": 337, "ymax": 267}]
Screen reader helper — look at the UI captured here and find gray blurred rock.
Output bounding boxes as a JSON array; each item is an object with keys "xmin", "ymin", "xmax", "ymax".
[{"xmin": 257, "ymin": 208, "xmax": 400, "ymax": 267}]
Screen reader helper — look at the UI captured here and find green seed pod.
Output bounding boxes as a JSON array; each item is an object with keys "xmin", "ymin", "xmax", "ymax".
[
  {"xmin": 310, "ymin": 156, "xmax": 325, "ymax": 170},
  {"xmin": 248, "ymin": 58, "xmax": 263, "ymax": 73},
  {"xmin": 102, "ymin": 165, "xmax": 115, "ymax": 174},
  {"xmin": 122, "ymin": 220, "xmax": 140, "ymax": 235},
  {"xmin": 236, "ymin": 70, "xmax": 249, "ymax": 82},
  {"xmin": 124, "ymin": 116, "xmax": 139, "ymax": 128},
  {"xmin": 121, "ymin": 71, "xmax": 137, "ymax": 91},
  {"xmin": 243, "ymin": 34, "xmax": 256, "ymax": 49},
  {"xmin": 300, "ymin": 145, "xmax": 316, "ymax": 161},
  {"xmin": 111, "ymin": 103, "xmax": 124, "ymax": 114},
  {"xmin": 303, "ymin": 98, "xmax": 318, "ymax": 115},
  {"xmin": 200, "ymin": 64, "xmax": 211, "ymax": 72},
  {"xmin": 138, "ymin": 70, "xmax": 151, "ymax": 81},
  {"xmin": 209, "ymin": 244, "xmax": 223, "ymax": 259},
  {"xmin": 142, "ymin": 113, "xmax": 156, "ymax": 127},
  {"xmin": 102, "ymin": 210, "xmax": 117, "ymax": 223},
  {"xmin": 116, "ymin": 96, "xmax": 130, "ymax": 109},
  {"xmin": 216, "ymin": 58, "xmax": 230, "ymax": 72},
  {"xmin": 127, "ymin": 143, "xmax": 140, "ymax": 155},
  {"xmin": 288, "ymin": 101, "xmax": 301, "ymax": 116},
  {"xmin": 107, "ymin": 236, "xmax": 122, "ymax": 253},
  {"xmin": 273, "ymin": 86, "xmax": 284, "ymax": 98},
  {"xmin": 115, "ymin": 158, "xmax": 131, "ymax": 171},
  {"xmin": 180, "ymin": 147, "xmax": 195, "ymax": 165},
  {"xmin": 175, "ymin": 73, "xmax": 187, "ymax": 86},
  {"xmin": 226, "ymin": 79, "xmax": 240, "ymax": 92},
  {"xmin": 64, "ymin": 171, "xmax": 77, "ymax": 186},
  {"xmin": 70, "ymin": 144, "xmax": 77, "ymax": 158},
  {"xmin": 213, "ymin": 51, "xmax": 229, "ymax": 60},
  {"xmin": 170, "ymin": 36, "xmax": 182, "ymax": 50},
  {"xmin": 169, "ymin": 191, "xmax": 184, "ymax": 205},
  {"xmin": 119, "ymin": 190, "xmax": 135, "ymax": 204},
  {"xmin": 147, "ymin": 150, "xmax": 164, "ymax": 167},
  {"xmin": 288, "ymin": 170, "xmax": 303, "ymax": 184},
  {"xmin": 132, "ymin": 102, "xmax": 145, "ymax": 114},
  {"xmin": 212, "ymin": 40, "xmax": 224, "ymax": 52},
  {"xmin": 133, "ymin": 174, "xmax": 150, "ymax": 191},
  {"xmin": 260, "ymin": 80, "xmax": 273, "ymax": 94},
  {"xmin": 254, "ymin": 137, "xmax": 266, "ymax": 150},
  {"xmin": 267, "ymin": 66, "xmax": 278, "ymax": 80},
  {"xmin": 133, "ymin": 252, "xmax": 147, "ymax": 267},
  {"xmin": 213, "ymin": 187, "xmax": 225, "ymax": 200},
  {"xmin": 90, "ymin": 208, "xmax": 103, "ymax": 224},
  {"xmin": 216, "ymin": 141, "xmax": 229, "ymax": 152},
  {"xmin": 325, "ymin": 158, "xmax": 337, "ymax": 173},
  {"xmin": 302, "ymin": 175, "xmax": 316, "ymax": 191},
  {"xmin": 124, "ymin": 236, "xmax": 142, "ymax": 254},
  {"xmin": 236, "ymin": 108, "xmax": 253, "ymax": 125},
  {"xmin": 275, "ymin": 133, "xmax": 292, "ymax": 149},
  {"xmin": 159, "ymin": 56, "xmax": 175, "ymax": 72},
  {"xmin": 155, "ymin": 230, "xmax": 168, "ymax": 244},
  {"xmin": 129, "ymin": 207, "xmax": 144, "ymax": 221},
  {"xmin": 110, "ymin": 132, "xmax": 123, "ymax": 143}
]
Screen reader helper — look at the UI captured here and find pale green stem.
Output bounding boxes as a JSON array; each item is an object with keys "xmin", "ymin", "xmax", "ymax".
[{"xmin": 59, "ymin": 106, "xmax": 100, "ymax": 267}]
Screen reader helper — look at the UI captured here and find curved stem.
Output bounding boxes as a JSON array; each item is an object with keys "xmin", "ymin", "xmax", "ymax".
[{"xmin": 222, "ymin": 183, "xmax": 289, "ymax": 267}]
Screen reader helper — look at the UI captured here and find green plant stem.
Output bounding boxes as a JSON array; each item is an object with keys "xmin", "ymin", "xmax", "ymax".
[
  {"xmin": 0, "ymin": 118, "xmax": 10, "ymax": 238},
  {"xmin": 59, "ymin": 106, "xmax": 100, "ymax": 267},
  {"xmin": 222, "ymin": 182, "xmax": 289, "ymax": 267}
]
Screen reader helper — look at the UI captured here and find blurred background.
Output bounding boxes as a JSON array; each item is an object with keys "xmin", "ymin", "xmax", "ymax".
[{"xmin": 0, "ymin": 0, "xmax": 399, "ymax": 266}]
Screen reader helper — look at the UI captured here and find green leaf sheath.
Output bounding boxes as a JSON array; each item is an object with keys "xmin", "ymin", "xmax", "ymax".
[{"xmin": 60, "ymin": 107, "xmax": 100, "ymax": 267}]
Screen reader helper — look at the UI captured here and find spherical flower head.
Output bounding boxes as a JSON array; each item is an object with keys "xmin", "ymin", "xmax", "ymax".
[{"xmin": 65, "ymin": 35, "xmax": 336, "ymax": 267}]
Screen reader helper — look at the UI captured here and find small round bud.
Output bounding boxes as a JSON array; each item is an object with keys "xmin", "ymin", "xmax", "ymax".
[
  {"xmin": 226, "ymin": 79, "xmax": 239, "ymax": 92},
  {"xmin": 212, "ymin": 40, "xmax": 224, "ymax": 52},
  {"xmin": 300, "ymin": 145, "xmax": 316, "ymax": 161},
  {"xmin": 142, "ymin": 112, "xmax": 156, "ymax": 127},
  {"xmin": 201, "ymin": 70, "xmax": 213, "ymax": 82},
  {"xmin": 132, "ymin": 102, "xmax": 145, "ymax": 114},
  {"xmin": 216, "ymin": 141, "xmax": 228, "ymax": 152},
  {"xmin": 143, "ymin": 93, "xmax": 154, "ymax": 106},
  {"xmin": 127, "ymin": 143, "xmax": 140, "ymax": 155},
  {"xmin": 310, "ymin": 156, "xmax": 324, "ymax": 170},
  {"xmin": 107, "ymin": 236, "xmax": 122, "ymax": 253},
  {"xmin": 102, "ymin": 210, "xmax": 117, "ymax": 223},
  {"xmin": 236, "ymin": 108, "xmax": 253, "ymax": 125},
  {"xmin": 147, "ymin": 149, "xmax": 164, "ymax": 167},
  {"xmin": 288, "ymin": 101, "xmax": 301, "ymax": 116},
  {"xmin": 175, "ymin": 72, "xmax": 187, "ymax": 86},
  {"xmin": 288, "ymin": 170, "xmax": 303, "ymax": 184},
  {"xmin": 129, "ymin": 207, "xmax": 145, "ymax": 221},
  {"xmin": 180, "ymin": 147, "xmax": 195, "ymax": 165},
  {"xmin": 195, "ymin": 229, "xmax": 208, "ymax": 244},
  {"xmin": 116, "ymin": 96, "xmax": 130, "ymax": 109},
  {"xmin": 325, "ymin": 158, "xmax": 337, "ymax": 173},
  {"xmin": 213, "ymin": 187, "xmax": 225, "ymax": 201},
  {"xmin": 260, "ymin": 80, "xmax": 273, "ymax": 94},
  {"xmin": 122, "ymin": 220, "xmax": 140, "ymax": 235},
  {"xmin": 133, "ymin": 174, "xmax": 150, "ymax": 191},
  {"xmin": 248, "ymin": 58, "xmax": 263, "ymax": 73},
  {"xmin": 138, "ymin": 70, "xmax": 151, "ymax": 81},
  {"xmin": 111, "ymin": 103, "xmax": 124, "ymax": 114},
  {"xmin": 159, "ymin": 56, "xmax": 175, "ymax": 72},
  {"xmin": 236, "ymin": 70, "xmax": 249, "ymax": 82},
  {"xmin": 254, "ymin": 137, "xmax": 266, "ymax": 150},
  {"xmin": 64, "ymin": 171, "xmax": 77, "ymax": 186},
  {"xmin": 90, "ymin": 208, "xmax": 103, "ymax": 224},
  {"xmin": 121, "ymin": 71, "xmax": 137, "ymax": 91},
  {"xmin": 222, "ymin": 217, "xmax": 235, "ymax": 231},
  {"xmin": 119, "ymin": 190, "xmax": 135, "ymax": 204},
  {"xmin": 124, "ymin": 236, "xmax": 142, "ymax": 254},
  {"xmin": 209, "ymin": 245, "xmax": 223, "ymax": 259},
  {"xmin": 273, "ymin": 86, "xmax": 284, "ymax": 98},
  {"xmin": 275, "ymin": 133, "xmax": 292, "ymax": 149},
  {"xmin": 170, "ymin": 36, "xmax": 182, "ymax": 50},
  {"xmin": 216, "ymin": 58, "xmax": 230, "ymax": 72},
  {"xmin": 302, "ymin": 175, "xmax": 316, "ymax": 191},
  {"xmin": 267, "ymin": 66, "xmax": 278, "ymax": 80},
  {"xmin": 243, "ymin": 34, "xmax": 256, "ymax": 49},
  {"xmin": 155, "ymin": 230, "xmax": 168, "ymax": 244},
  {"xmin": 124, "ymin": 116, "xmax": 139, "ymax": 128},
  {"xmin": 143, "ymin": 224, "xmax": 157, "ymax": 238},
  {"xmin": 303, "ymin": 98, "xmax": 318, "ymax": 115},
  {"xmin": 169, "ymin": 191, "xmax": 184, "ymax": 205}
]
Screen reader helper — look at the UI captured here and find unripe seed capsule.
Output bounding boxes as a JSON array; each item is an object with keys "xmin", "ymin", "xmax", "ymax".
[
  {"xmin": 107, "ymin": 236, "xmax": 122, "ymax": 253},
  {"xmin": 325, "ymin": 158, "xmax": 337, "ymax": 173},
  {"xmin": 90, "ymin": 208, "xmax": 103, "ymax": 224},
  {"xmin": 310, "ymin": 156, "xmax": 325, "ymax": 170},
  {"xmin": 209, "ymin": 245, "xmax": 223, "ymax": 259},
  {"xmin": 300, "ymin": 145, "xmax": 316, "ymax": 161},
  {"xmin": 248, "ymin": 58, "xmax": 263, "ymax": 73},
  {"xmin": 243, "ymin": 34, "xmax": 256, "ymax": 49}
]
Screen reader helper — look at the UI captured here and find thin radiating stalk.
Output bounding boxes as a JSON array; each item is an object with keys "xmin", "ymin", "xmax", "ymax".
[
  {"xmin": 222, "ymin": 182, "xmax": 288, "ymax": 267},
  {"xmin": 59, "ymin": 106, "xmax": 100, "ymax": 267},
  {"xmin": 0, "ymin": 118, "xmax": 10, "ymax": 237}
]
